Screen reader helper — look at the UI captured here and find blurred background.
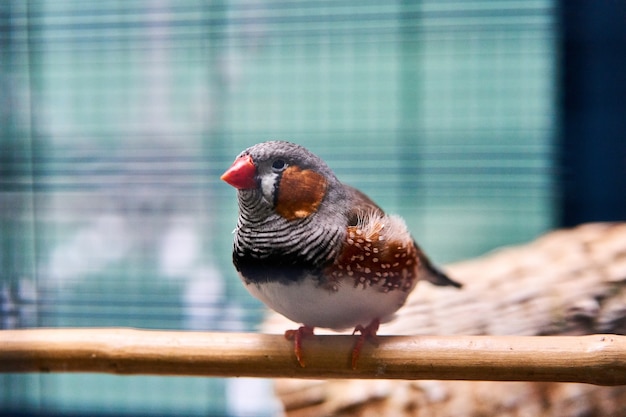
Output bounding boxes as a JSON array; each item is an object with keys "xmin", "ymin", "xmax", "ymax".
[{"xmin": 1, "ymin": 0, "xmax": 624, "ymax": 416}]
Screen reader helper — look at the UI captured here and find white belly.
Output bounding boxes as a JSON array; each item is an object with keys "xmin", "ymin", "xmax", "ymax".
[{"xmin": 245, "ymin": 275, "xmax": 412, "ymax": 331}]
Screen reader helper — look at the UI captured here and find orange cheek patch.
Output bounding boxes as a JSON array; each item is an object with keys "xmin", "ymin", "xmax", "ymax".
[{"xmin": 275, "ymin": 166, "xmax": 328, "ymax": 220}]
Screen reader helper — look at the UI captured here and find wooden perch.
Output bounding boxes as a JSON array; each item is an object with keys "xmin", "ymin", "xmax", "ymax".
[
  {"xmin": 2, "ymin": 223, "xmax": 626, "ymax": 416},
  {"xmin": 264, "ymin": 222, "xmax": 626, "ymax": 416},
  {"xmin": 1, "ymin": 328, "xmax": 626, "ymax": 385}
]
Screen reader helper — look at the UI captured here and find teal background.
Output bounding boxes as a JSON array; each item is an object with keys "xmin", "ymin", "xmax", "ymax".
[{"xmin": 1, "ymin": 1, "xmax": 556, "ymax": 416}]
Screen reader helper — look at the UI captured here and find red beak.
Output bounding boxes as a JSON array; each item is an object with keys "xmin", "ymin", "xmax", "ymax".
[{"xmin": 221, "ymin": 154, "xmax": 258, "ymax": 189}]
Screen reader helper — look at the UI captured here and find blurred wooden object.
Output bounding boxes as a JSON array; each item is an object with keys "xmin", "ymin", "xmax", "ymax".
[{"xmin": 265, "ymin": 223, "xmax": 626, "ymax": 416}]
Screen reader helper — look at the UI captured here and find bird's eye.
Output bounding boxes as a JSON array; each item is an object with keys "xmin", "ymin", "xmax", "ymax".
[{"xmin": 271, "ymin": 159, "xmax": 287, "ymax": 171}]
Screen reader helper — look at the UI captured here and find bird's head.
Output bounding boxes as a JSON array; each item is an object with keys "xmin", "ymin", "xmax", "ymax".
[{"xmin": 221, "ymin": 141, "xmax": 341, "ymax": 222}]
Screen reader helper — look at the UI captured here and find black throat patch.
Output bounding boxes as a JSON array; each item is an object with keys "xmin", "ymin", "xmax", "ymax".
[{"xmin": 233, "ymin": 249, "xmax": 323, "ymax": 285}]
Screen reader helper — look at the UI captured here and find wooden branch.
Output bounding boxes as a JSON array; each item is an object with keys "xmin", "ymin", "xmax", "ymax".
[
  {"xmin": 1, "ymin": 328, "xmax": 625, "ymax": 385},
  {"xmin": 263, "ymin": 223, "xmax": 626, "ymax": 416}
]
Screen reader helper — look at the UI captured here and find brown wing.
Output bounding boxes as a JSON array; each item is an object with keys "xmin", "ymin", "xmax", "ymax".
[
  {"xmin": 343, "ymin": 184, "xmax": 385, "ymax": 226},
  {"xmin": 344, "ymin": 184, "xmax": 462, "ymax": 289}
]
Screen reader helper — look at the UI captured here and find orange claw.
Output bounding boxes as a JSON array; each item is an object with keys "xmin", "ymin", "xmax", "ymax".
[
  {"xmin": 284, "ymin": 325, "xmax": 315, "ymax": 367},
  {"xmin": 351, "ymin": 318, "xmax": 380, "ymax": 370}
]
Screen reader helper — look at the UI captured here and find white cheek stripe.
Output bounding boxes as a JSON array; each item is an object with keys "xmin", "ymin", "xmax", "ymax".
[{"xmin": 260, "ymin": 172, "xmax": 278, "ymax": 204}]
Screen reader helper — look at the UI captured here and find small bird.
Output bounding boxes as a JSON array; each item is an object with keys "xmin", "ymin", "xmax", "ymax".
[{"xmin": 221, "ymin": 141, "xmax": 461, "ymax": 368}]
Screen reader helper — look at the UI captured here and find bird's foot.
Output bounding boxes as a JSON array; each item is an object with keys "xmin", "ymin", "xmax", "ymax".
[
  {"xmin": 351, "ymin": 318, "xmax": 380, "ymax": 370},
  {"xmin": 284, "ymin": 325, "xmax": 315, "ymax": 367}
]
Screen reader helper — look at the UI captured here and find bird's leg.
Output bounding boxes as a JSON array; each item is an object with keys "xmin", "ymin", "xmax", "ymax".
[
  {"xmin": 284, "ymin": 325, "xmax": 315, "ymax": 367},
  {"xmin": 351, "ymin": 318, "xmax": 380, "ymax": 370}
]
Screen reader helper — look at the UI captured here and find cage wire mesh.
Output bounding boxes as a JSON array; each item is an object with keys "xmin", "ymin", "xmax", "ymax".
[{"xmin": 1, "ymin": 0, "xmax": 556, "ymax": 415}]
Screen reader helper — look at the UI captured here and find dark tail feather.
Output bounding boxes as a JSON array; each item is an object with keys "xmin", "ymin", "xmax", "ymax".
[
  {"xmin": 424, "ymin": 263, "xmax": 462, "ymax": 288},
  {"xmin": 413, "ymin": 240, "xmax": 463, "ymax": 288}
]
